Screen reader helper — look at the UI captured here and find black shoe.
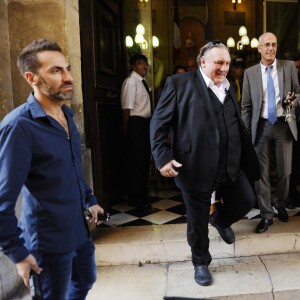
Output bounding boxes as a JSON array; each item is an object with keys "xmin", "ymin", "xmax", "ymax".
[
  {"xmin": 277, "ymin": 207, "xmax": 289, "ymax": 222},
  {"xmin": 194, "ymin": 265, "xmax": 212, "ymax": 286},
  {"xmin": 209, "ymin": 213, "xmax": 235, "ymax": 244},
  {"xmin": 256, "ymin": 218, "xmax": 273, "ymax": 233}
]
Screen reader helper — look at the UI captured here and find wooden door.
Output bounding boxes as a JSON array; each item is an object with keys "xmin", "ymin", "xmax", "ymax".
[{"xmin": 79, "ymin": 0, "xmax": 125, "ymax": 207}]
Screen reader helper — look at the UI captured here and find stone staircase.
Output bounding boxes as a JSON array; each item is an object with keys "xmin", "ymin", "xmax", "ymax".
[
  {"xmin": 92, "ymin": 217, "xmax": 300, "ymax": 266},
  {"xmin": 5, "ymin": 217, "xmax": 300, "ymax": 299},
  {"xmin": 88, "ymin": 217, "xmax": 300, "ymax": 300}
]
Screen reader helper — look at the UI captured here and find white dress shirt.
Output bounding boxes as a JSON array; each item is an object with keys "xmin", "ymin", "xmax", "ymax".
[
  {"xmin": 200, "ymin": 67, "xmax": 230, "ymax": 103},
  {"xmin": 260, "ymin": 59, "xmax": 283, "ymax": 119},
  {"xmin": 121, "ymin": 71, "xmax": 151, "ymax": 118}
]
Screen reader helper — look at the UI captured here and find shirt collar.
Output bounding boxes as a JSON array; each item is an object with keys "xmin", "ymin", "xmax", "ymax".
[
  {"xmin": 131, "ymin": 70, "xmax": 145, "ymax": 81},
  {"xmin": 27, "ymin": 92, "xmax": 73, "ymax": 119},
  {"xmin": 260, "ymin": 59, "xmax": 277, "ymax": 73},
  {"xmin": 200, "ymin": 67, "xmax": 230, "ymax": 90}
]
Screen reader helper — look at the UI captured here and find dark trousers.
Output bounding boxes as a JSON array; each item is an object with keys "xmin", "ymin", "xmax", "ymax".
[
  {"xmin": 255, "ymin": 118, "xmax": 292, "ymax": 218},
  {"xmin": 32, "ymin": 238, "xmax": 96, "ymax": 300},
  {"xmin": 126, "ymin": 116, "xmax": 151, "ymax": 205},
  {"xmin": 181, "ymin": 170, "xmax": 255, "ymax": 266}
]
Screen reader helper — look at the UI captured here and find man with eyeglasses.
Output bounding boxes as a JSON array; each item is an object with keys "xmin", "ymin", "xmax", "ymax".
[
  {"xmin": 241, "ymin": 32, "xmax": 300, "ymax": 234},
  {"xmin": 150, "ymin": 40, "xmax": 259, "ymax": 286},
  {"xmin": 121, "ymin": 54, "xmax": 152, "ymax": 210}
]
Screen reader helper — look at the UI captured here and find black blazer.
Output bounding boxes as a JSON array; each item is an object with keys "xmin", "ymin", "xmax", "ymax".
[{"xmin": 150, "ymin": 69, "xmax": 260, "ymax": 192}]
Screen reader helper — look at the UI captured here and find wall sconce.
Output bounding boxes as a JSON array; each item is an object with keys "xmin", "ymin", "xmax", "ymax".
[
  {"xmin": 227, "ymin": 26, "xmax": 256, "ymax": 51},
  {"xmin": 136, "ymin": 24, "xmax": 145, "ymax": 35},
  {"xmin": 134, "ymin": 24, "xmax": 147, "ymax": 49},
  {"xmin": 250, "ymin": 38, "xmax": 259, "ymax": 48},
  {"xmin": 125, "ymin": 36, "xmax": 133, "ymax": 48},
  {"xmin": 226, "ymin": 37, "xmax": 235, "ymax": 48},
  {"xmin": 232, "ymin": 0, "xmax": 242, "ymax": 10},
  {"xmin": 152, "ymin": 36, "xmax": 159, "ymax": 48},
  {"xmin": 125, "ymin": 24, "xmax": 159, "ymax": 53},
  {"xmin": 139, "ymin": 0, "xmax": 149, "ymax": 8},
  {"xmin": 241, "ymin": 35, "xmax": 249, "ymax": 46}
]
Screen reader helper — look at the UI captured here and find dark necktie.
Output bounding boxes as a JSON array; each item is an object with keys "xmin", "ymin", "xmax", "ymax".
[
  {"xmin": 142, "ymin": 79, "xmax": 151, "ymax": 97},
  {"xmin": 266, "ymin": 66, "xmax": 276, "ymax": 124}
]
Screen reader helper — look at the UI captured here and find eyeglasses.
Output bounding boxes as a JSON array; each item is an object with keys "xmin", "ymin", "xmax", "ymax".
[
  {"xmin": 200, "ymin": 40, "xmax": 225, "ymax": 57},
  {"xmin": 259, "ymin": 43, "xmax": 277, "ymax": 49}
]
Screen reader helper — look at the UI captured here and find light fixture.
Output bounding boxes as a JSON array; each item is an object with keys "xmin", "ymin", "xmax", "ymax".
[
  {"xmin": 152, "ymin": 36, "xmax": 159, "ymax": 48},
  {"xmin": 239, "ymin": 26, "xmax": 247, "ymax": 37},
  {"xmin": 226, "ymin": 37, "xmax": 235, "ymax": 48},
  {"xmin": 250, "ymin": 38, "xmax": 259, "ymax": 48},
  {"xmin": 126, "ymin": 23, "xmax": 159, "ymax": 52},
  {"xmin": 226, "ymin": 26, "xmax": 258, "ymax": 51},
  {"xmin": 241, "ymin": 35, "xmax": 249, "ymax": 45},
  {"xmin": 135, "ymin": 33, "xmax": 144, "ymax": 44},
  {"xmin": 138, "ymin": 0, "xmax": 149, "ymax": 8},
  {"xmin": 232, "ymin": 0, "xmax": 242, "ymax": 10},
  {"xmin": 125, "ymin": 36, "xmax": 133, "ymax": 48},
  {"xmin": 136, "ymin": 24, "xmax": 145, "ymax": 35},
  {"xmin": 141, "ymin": 40, "xmax": 148, "ymax": 50}
]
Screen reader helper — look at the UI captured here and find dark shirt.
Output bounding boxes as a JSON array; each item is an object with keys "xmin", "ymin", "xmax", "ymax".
[{"xmin": 0, "ymin": 93, "xmax": 98, "ymax": 263}]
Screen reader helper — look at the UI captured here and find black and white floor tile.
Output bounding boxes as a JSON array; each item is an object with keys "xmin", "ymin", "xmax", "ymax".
[{"xmin": 100, "ymin": 178, "xmax": 300, "ymax": 228}]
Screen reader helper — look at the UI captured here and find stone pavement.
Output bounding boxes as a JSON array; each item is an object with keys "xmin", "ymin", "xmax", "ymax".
[
  {"xmin": 87, "ymin": 253, "xmax": 300, "ymax": 300},
  {"xmin": 7, "ymin": 216, "xmax": 300, "ymax": 299}
]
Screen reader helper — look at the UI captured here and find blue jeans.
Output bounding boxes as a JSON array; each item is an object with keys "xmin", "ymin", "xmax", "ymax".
[{"xmin": 32, "ymin": 238, "xmax": 96, "ymax": 300}]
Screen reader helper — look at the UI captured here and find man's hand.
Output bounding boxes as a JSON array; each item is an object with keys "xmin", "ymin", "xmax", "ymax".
[
  {"xmin": 86, "ymin": 204, "xmax": 105, "ymax": 226},
  {"xmin": 284, "ymin": 92, "xmax": 296, "ymax": 108},
  {"xmin": 16, "ymin": 254, "xmax": 42, "ymax": 288},
  {"xmin": 159, "ymin": 160, "xmax": 182, "ymax": 177}
]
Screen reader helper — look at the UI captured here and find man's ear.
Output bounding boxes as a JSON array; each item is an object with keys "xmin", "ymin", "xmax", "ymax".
[{"xmin": 25, "ymin": 72, "xmax": 38, "ymax": 86}]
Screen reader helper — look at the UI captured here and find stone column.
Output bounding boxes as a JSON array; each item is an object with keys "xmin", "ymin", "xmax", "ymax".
[{"xmin": 0, "ymin": 0, "xmax": 13, "ymax": 121}]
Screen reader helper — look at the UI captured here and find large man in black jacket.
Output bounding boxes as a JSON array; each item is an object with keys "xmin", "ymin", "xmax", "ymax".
[{"xmin": 150, "ymin": 41, "xmax": 260, "ymax": 286}]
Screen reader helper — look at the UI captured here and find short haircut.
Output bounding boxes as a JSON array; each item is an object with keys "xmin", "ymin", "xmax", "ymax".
[
  {"xmin": 17, "ymin": 39, "xmax": 62, "ymax": 76},
  {"xmin": 197, "ymin": 40, "xmax": 228, "ymax": 66},
  {"xmin": 173, "ymin": 65, "xmax": 187, "ymax": 74},
  {"xmin": 129, "ymin": 53, "xmax": 148, "ymax": 66}
]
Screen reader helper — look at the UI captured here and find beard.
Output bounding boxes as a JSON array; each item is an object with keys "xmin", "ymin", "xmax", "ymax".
[{"xmin": 36, "ymin": 75, "xmax": 74, "ymax": 101}]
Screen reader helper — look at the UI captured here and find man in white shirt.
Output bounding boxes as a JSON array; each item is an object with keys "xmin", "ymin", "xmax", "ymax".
[{"xmin": 121, "ymin": 54, "xmax": 152, "ymax": 210}]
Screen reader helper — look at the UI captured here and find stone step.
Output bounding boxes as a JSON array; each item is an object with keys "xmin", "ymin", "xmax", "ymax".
[
  {"xmin": 93, "ymin": 217, "xmax": 300, "ymax": 266},
  {"xmin": 87, "ymin": 252, "xmax": 300, "ymax": 300}
]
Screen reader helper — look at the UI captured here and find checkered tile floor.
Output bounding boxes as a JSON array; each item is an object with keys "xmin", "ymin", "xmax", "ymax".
[{"xmin": 99, "ymin": 178, "xmax": 300, "ymax": 228}]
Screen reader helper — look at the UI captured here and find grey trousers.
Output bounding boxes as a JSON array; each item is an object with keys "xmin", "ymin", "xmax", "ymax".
[{"xmin": 254, "ymin": 118, "xmax": 293, "ymax": 219}]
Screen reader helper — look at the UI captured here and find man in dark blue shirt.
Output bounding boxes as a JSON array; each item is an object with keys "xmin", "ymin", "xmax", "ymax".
[{"xmin": 0, "ymin": 39, "xmax": 104, "ymax": 299}]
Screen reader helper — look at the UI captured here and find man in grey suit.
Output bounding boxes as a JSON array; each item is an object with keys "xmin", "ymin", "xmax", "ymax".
[
  {"xmin": 242, "ymin": 32, "xmax": 300, "ymax": 234},
  {"xmin": 151, "ymin": 41, "xmax": 260, "ymax": 286}
]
